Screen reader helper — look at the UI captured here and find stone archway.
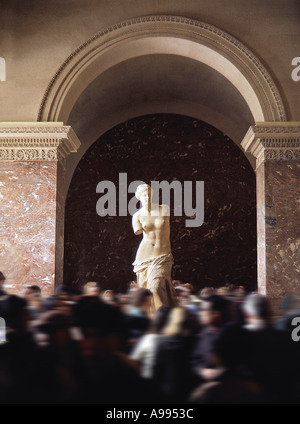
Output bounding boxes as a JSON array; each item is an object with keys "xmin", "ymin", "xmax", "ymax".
[{"xmin": 38, "ymin": 16, "xmax": 286, "ymax": 124}]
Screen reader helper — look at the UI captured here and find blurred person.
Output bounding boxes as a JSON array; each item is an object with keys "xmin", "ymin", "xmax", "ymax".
[
  {"xmin": 152, "ymin": 307, "xmax": 197, "ymax": 403},
  {"xmin": 32, "ymin": 309, "xmax": 82, "ymax": 403},
  {"xmin": 175, "ymin": 284, "xmax": 190, "ymax": 306},
  {"xmin": 83, "ymin": 281, "xmax": 100, "ymax": 297},
  {"xmin": 216, "ymin": 286, "xmax": 230, "ymax": 297},
  {"xmin": 72, "ymin": 294, "xmax": 129, "ymax": 348},
  {"xmin": 190, "ymin": 324, "xmax": 263, "ymax": 404},
  {"xmin": 55, "ymin": 284, "xmax": 70, "ymax": 300},
  {"xmin": 242, "ymin": 293, "xmax": 298, "ymax": 403},
  {"xmin": 71, "ymin": 295, "xmax": 147, "ymax": 404},
  {"xmin": 25, "ymin": 285, "xmax": 43, "ymax": 320},
  {"xmin": 129, "ymin": 281, "xmax": 139, "ymax": 290},
  {"xmin": 233, "ymin": 285, "xmax": 246, "ymax": 300},
  {"xmin": 129, "ymin": 306, "xmax": 171, "ymax": 379},
  {"xmin": 199, "ymin": 287, "xmax": 215, "ymax": 299},
  {"xmin": 51, "ymin": 284, "xmax": 76, "ymax": 325},
  {"xmin": 243, "ymin": 293, "xmax": 272, "ymax": 332},
  {"xmin": 117, "ymin": 292, "xmax": 130, "ymax": 314},
  {"xmin": 101, "ymin": 289, "xmax": 118, "ymax": 307},
  {"xmin": 183, "ymin": 283, "xmax": 195, "ymax": 294},
  {"xmin": 25, "ymin": 285, "xmax": 42, "ymax": 297},
  {"xmin": 179, "ymin": 291, "xmax": 200, "ymax": 316},
  {"xmin": 192, "ymin": 295, "xmax": 233, "ymax": 383},
  {"xmin": 172, "ymin": 280, "xmax": 182, "ymax": 288},
  {"xmin": 0, "ymin": 295, "xmax": 47, "ymax": 403},
  {"xmin": 125, "ymin": 288, "xmax": 153, "ymax": 346}
]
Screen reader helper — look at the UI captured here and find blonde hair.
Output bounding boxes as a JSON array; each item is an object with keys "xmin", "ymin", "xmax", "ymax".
[
  {"xmin": 163, "ymin": 307, "xmax": 191, "ymax": 337},
  {"xmin": 83, "ymin": 281, "xmax": 99, "ymax": 295}
]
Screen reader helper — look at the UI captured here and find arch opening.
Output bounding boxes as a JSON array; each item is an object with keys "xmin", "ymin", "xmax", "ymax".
[
  {"xmin": 38, "ymin": 16, "xmax": 286, "ymax": 125},
  {"xmin": 64, "ymin": 114, "xmax": 257, "ymax": 294}
]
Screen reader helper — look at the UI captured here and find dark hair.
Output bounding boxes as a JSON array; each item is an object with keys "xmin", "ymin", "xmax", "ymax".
[
  {"xmin": 73, "ymin": 296, "xmax": 128, "ymax": 338},
  {"xmin": 0, "ymin": 272, "xmax": 6, "ymax": 282},
  {"xmin": 203, "ymin": 294, "xmax": 232, "ymax": 324},
  {"xmin": 151, "ymin": 306, "xmax": 171, "ymax": 333},
  {"xmin": 212, "ymin": 324, "xmax": 249, "ymax": 370},
  {"xmin": 0, "ymin": 295, "xmax": 27, "ymax": 328},
  {"xmin": 28, "ymin": 285, "xmax": 41, "ymax": 293},
  {"xmin": 55, "ymin": 284, "xmax": 71, "ymax": 296},
  {"xmin": 130, "ymin": 288, "xmax": 153, "ymax": 308},
  {"xmin": 35, "ymin": 310, "xmax": 69, "ymax": 334}
]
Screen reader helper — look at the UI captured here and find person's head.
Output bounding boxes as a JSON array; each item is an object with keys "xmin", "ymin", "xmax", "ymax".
[
  {"xmin": 135, "ymin": 184, "xmax": 153, "ymax": 209},
  {"xmin": 130, "ymin": 288, "xmax": 153, "ymax": 313},
  {"xmin": 101, "ymin": 290, "xmax": 117, "ymax": 305},
  {"xmin": 199, "ymin": 287, "xmax": 215, "ymax": 298},
  {"xmin": 73, "ymin": 296, "xmax": 128, "ymax": 358},
  {"xmin": 234, "ymin": 286, "xmax": 246, "ymax": 299},
  {"xmin": 0, "ymin": 295, "xmax": 29, "ymax": 332},
  {"xmin": 55, "ymin": 284, "xmax": 71, "ymax": 300},
  {"xmin": 83, "ymin": 282, "xmax": 100, "ymax": 297},
  {"xmin": 216, "ymin": 286, "xmax": 229, "ymax": 297},
  {"xmin": 34, "ymin": 310, "xmax": 70, "ymax": 347},
  {"xmin": 163, "ymin": 307, "xmax": 192, "ymax": 338},
  {"xmin": 25, "ymin": 285, "xmax": 42, "ymax": 297},
  {"xmin": 243, "ymin": 293, "xmax": 271, "ymax": 323},
  {"xmin": 200, "ymin": 295, "xmax": 231, "ymax": 327}
]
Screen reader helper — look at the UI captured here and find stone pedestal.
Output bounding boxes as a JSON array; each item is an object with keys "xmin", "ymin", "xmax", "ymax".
[
  {"xmin": 0, "ymin": 123, "xmax": 80, "ymax": 297},
  {"xmin": 242, "ymin": 123, "xmax": 300, "ymax": 312}
]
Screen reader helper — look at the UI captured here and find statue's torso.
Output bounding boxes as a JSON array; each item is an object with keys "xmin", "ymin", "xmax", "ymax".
[{"xmin": 134, "ymin": 205, "xmax": 171, "ymax": 263}]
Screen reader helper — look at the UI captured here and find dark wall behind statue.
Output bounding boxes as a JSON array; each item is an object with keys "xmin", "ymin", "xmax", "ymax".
[{"xmin": 64, "ymin": 114, "xmax": 257, "ymax": 293}]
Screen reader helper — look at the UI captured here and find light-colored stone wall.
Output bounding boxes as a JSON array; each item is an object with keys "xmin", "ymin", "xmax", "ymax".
[{"xmin": 0, "ymin": 0, "xmax": 299, "ymax": 123}]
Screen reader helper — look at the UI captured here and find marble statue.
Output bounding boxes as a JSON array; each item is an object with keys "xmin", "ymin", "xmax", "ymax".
[{"xmin": 132, "ymin": 184, "xmax": 176, "ymax": 311}]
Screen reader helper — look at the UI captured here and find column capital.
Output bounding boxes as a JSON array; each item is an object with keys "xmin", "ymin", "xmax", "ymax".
[
  {"xmin": 242, "ymin": 122, "xmax": 300, "ymax": 169},
  {"xmin": 0, "ymin": 122, "xmax": 81, "ymax": 161}
]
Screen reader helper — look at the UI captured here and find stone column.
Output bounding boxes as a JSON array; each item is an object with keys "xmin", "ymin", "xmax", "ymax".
[
  {"xmin": 242, "ymin": 123, "xmax": 300, "ymax": 312},
  {"xmin": 0, "ymin": 123, "xmax": 80, "ymax": 297}
]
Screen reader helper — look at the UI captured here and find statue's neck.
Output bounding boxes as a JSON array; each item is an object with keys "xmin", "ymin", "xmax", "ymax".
[{"xmin": 141, "ymin": 204, "xmax": 161, "ymax": 216}]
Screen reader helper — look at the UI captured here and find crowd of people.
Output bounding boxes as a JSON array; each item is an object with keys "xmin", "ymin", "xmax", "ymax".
[{"xmin": 0, "ymin": 271, "xmax": 300, "ymax": 404}]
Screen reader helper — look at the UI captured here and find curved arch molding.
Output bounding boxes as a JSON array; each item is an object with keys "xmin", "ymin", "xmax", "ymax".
[{"xmin": 38, "ymin": 15, "xmax": 287, "ymax": 123}]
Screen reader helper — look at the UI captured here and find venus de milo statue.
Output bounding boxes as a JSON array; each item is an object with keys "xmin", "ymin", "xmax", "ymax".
[{"xmin": 132, "ymin": 184, "xmax": 176, "ymax": 310}]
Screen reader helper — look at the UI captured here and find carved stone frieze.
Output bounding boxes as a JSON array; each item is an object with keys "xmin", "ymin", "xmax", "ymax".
[
  {"xmin": 0, "ymin": 124, "xmax": 81, "ymax": 161},
  {"xmin": 38, "ymin": 15, "xmax": 286, "ymax": 122},
  {"xmin": 242, "ymin": 124, "xmax": 300, "ymax": 169}
]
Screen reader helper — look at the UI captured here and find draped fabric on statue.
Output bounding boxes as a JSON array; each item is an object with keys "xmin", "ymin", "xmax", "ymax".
[{"xmin": 133, "ymin": 253, "xmax": 175, "ymax": 310}]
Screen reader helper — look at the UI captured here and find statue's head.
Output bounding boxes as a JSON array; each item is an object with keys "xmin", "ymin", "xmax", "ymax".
[{"xmin": 135, "ymin": 184, "xmax": 153, "ymax": 201}]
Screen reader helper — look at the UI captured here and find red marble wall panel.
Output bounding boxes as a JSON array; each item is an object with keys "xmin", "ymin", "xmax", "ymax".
[
  {"xmin": 261, "ymin": 160, "xmax": 300, "ymax": 310},
  {"xmin": 0, "ymin": 161, "xmax": 59, "ymax": 297}
]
